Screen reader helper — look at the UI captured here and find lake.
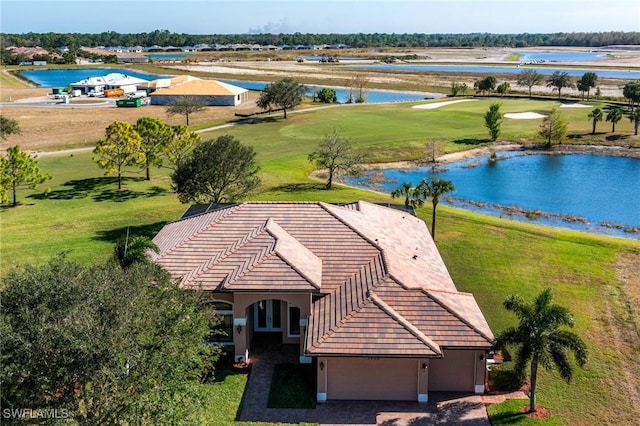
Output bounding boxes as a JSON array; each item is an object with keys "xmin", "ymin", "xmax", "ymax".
[
  {"xmin": 218, "ymin": 79, "xmax": 431, "ymax": 103},
  {"xmin": 345, "ymin": 153, "xmax": 640, "ymax": 239},
  {"xmin": 19, "ymin": 68, "xmax": 173, "ymax": 88},
  {"xmin": 345, "ymin": 64, "xmax": 640, "ymax": 80},
  {"xmin": 518, "ymin": 51, "xmax": 608, "ymax": 62}
]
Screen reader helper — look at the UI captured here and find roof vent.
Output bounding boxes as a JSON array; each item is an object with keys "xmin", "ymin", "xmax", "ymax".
[{"xmin": 412, "ymin": 254, "xmax": 418, "ymax": 260}]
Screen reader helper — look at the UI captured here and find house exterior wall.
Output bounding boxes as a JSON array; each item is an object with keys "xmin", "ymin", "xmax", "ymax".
[
  {"xmin": 319, "ymin": 357, "xmax": 429, "ymax": 401},
  {"xmin": 428, "ymin": 349, "xmax": 486, "ymax": 392},
  {"xmin": 150, "ymin": 94, "xmax": 243, "ymax": 106},
  {"xmin": 224, "ymin": 292, "xmax": 312, "ymax": 363}
]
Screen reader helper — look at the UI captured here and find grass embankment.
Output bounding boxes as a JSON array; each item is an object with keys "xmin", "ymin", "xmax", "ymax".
[{"xmin": 1, "ymin": 98, "xmax": 639, "ymax": 425}]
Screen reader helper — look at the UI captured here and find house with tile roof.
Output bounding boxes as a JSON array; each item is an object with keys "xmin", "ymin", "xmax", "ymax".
[
  {"xmin": 149, "ymin": 76, "xmax": 249, "ymax": 106},
  {"xmin": 151, "ymin": 201, "xmax": 494, "ymax": 402}
]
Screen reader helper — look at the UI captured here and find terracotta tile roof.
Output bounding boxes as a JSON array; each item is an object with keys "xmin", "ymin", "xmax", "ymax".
[
  {"xmin": 152, "ymin": 201, "xmax": 494, "ymax": 356},
  {"xmin": 151, "ymin": 76, "xmax": 247, "ymax": 96}
]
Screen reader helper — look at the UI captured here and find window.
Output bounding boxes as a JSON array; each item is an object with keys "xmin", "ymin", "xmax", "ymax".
[
  {"xmin": 288, "ymin": 304, "xmax": 301, "ymax": 337},
  {"xmin": 204, "ymin": 300, "xmax": 234, "ymax": 344}
]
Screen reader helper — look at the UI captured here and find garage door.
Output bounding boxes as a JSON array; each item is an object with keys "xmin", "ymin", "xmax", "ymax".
[
  {"xmin": 327, "ymin": 358, "xmax": 418, "ymax": 400},
  {"xmin": 428, "ymin": 350, "xmax": 475, "ymax": 391}
]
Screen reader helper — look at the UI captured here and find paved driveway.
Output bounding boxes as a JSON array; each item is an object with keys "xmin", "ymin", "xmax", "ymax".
[{"xmin": 238, "ymin": 344, "xmax": 491, "ymax": 425}]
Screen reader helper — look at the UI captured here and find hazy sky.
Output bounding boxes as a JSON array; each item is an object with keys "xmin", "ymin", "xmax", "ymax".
[{"xmin": 1, "ymin": 0, "xmax": 638, "ymax": 34}]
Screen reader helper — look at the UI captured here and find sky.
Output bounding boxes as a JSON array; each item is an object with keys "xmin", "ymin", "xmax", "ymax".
[{"xmin": 1, "ymin": 0, "xmax": 638, "ymax": 35}]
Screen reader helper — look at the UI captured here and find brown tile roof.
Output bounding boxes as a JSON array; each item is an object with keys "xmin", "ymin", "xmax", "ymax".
[{"xmin": 152, "ymin": 201, "xmax": 494, "ymax": 356}]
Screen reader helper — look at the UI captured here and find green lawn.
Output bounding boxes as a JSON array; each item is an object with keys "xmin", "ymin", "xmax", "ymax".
[{"xmin": 1, "ymin": 98, "xmax": 639, "ymax": 425}]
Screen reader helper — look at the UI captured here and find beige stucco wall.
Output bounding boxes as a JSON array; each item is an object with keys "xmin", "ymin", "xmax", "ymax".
[
  {"xmin": 223, "ymin": 292, "xmax": 312, "ymax": 362},
  {"xmin": 322, "ymin": 357, "xmax": 428, "ymax": 401}
]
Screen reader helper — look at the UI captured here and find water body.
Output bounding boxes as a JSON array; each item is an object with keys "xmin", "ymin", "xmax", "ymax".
[
  {"xmin": 346, "ymin": 64, "xmax": 640, "ymax": 80},
  {"xmin": 218, "ymin": 79, "xmax": 431, "ymax": 103},
  {"xmin": 19, "ymin": 68, "xmax": 173, "ymax": 88},
  {"xmin": 145, "ymin": 53, "xmax": 192, "ymax": 59},
  {"xmin": 518, "ymin": 51, "xmax": 607, "ymax": 62},
  {"xmin": 301, "ymin": 56, "xmax": 367, "ymax": 61},
  {"xmin": 345, "ymin": 153, "xmax": 640, "ymax": 238}
]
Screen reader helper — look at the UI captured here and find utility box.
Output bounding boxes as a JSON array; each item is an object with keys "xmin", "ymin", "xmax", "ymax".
[{"xmin": 116, "ymin": 98, "xmax": 142, "ymax": 107}]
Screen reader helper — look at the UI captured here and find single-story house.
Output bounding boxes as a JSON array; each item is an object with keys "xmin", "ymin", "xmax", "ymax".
[
  {"xmin": 149, "ymin": 76, "xmax": 249, "ymax": 106},
  {"xmin": 69, "ymin": 73, "xmax": 149, "ymax": 94},
  {"xmin": 151, "ymin": 201, "xmax": 495, "ymax": 403}
]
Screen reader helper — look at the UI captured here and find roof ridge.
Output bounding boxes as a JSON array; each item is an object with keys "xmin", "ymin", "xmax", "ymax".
[
  {"xmin": 158, "ymin": 203, "xmax": 243, "ymax": 261},
  {"xmin": 265, "ymin": 218, "xmax": 322, "ymax": 289},
  {"xmin": 369, "ymin": 292, "xmax": 442, "ymax": 355},
  {"xmin": 179, "ymin": 219, "xmax": 274, "ymax": 288},
  {"xmin": 424, "ymin": 289, "xmax": 495, "ymax": 344}
]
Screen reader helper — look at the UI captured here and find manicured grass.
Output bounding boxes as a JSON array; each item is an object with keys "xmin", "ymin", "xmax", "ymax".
[
  {"xmin": 487, "ymin": 400, "xmax": 564, "ymax": 425},
  {"xmin": 267, "ymin": 364, "xmax": 316, "ymax": 408},
  {"xmin": 2, "ymin": 98, "xmax": 639, "ymax": 424}
]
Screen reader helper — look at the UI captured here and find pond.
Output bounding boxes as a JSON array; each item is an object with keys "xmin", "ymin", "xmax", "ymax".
[
  {"xmin": 145, "ymin": 53, "xmax": 192, "ymax": 59},
  {"xmin": 344, "ymin": 153, "xmax": 640, "ymax": 239},
  {"xmin": 517, "ymin": 51, "xmax": 608, "ymax": 63},
  {"xmin": 18, "ymin": 68, "xmax": 173, "ymax": 88},
  {"xmin": 218, "ymin": 79, "xmax": 432, "ymax": 103},
  {"xmin": 345, "ymin": 64, "xmax": 640, "ymax": 80}
]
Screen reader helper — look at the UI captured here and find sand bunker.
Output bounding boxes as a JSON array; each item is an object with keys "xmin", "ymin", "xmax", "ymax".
[
  {"xmin": 412, "ymin": 99, "xmax": 477, "ymax": 109},
  {"xmin": 560, "ymin": 103, "xmax": 592, "ymax": 108},
  {"xmin": 504, "ymin": 112, "xmax": 547, "ymax": 119}
]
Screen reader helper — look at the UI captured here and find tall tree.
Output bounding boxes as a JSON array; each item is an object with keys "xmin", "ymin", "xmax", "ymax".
[
  {"xmin": 134, "ymin": 117, "xmax": 172, "ymax": 180},
  {"xmin": 257, "ymin": 78, "xmax": 307, "ymax": 118},
  {"xmin": 496, "ymin": 82, "xmax": 510, "ymax": 96},
  {"xmin": 629, "ymin": 108, "xmax": 640, "ymax": 136},
  {"xmin": 1, "ymin": 256, "xmax": 219, "ymax": 425},
  {"xmin": 417, "ymin": 177, "xmax": 455, "ymax": 239},
  {"xmin": 538, "ymin": 107, "xmax": 568, "ymax": 146},
  {"xmin": 0, "ymin": 115, "xmax": 21, "ymax": 141},
  {"xmin": 517, "ymin": 69, "xmax": 544, "ymax": 98},
  {"xmin": 0, "ymin": 145, "xmax": 51, "ymax": 206},
  {"xmin": 622, "ymin": 81, "xmax": 640, "ymax": 109},
  {"xmin": 308, "ymin": 128, "xmax": 364, "ymax": 190},
  {"xmin": 166, "ymin": 96, "xmax": 206, "ymax": 125},
  {"xmin": 496, "ymin": 288, "xmax": 588, "ymax": 413},
  {"xmin": 484, "ymin": 102, "xmax": 503, "ymax": 141},
  {"xmin": 605, "ymin": 107, "xmax": 623, "ymax": 132},
  {"xmin": 587, "ymin": 108, "xmax": 603, "ymax": 134},
  {"xmin": 578, "ymin": 72, "xmax": 598, "ymax": 100},
  {"xmin": 164, "ymin": 125, "xmax": 200, "ymax": 170},
  {"xmin": 391, "ymin": 182, "xmax": 424, "ymax": 208},
  {"xmin": 93, "ymin": 121, "xmax": 145, "ymax": 190},
  {"xmin": 348, "ymin": 74, "xmax": 370, "ymax": 103},
  {"xmin": 474, "ymin": 75, "xmax": 497, "ymax": 96},
  {"xmin": 546, "ymin": 71, "xmax": 574, "ymax": 98},
  {"xmin": 172, "ymin": 135, "xmax": 260, "ymax": 203},
  {"xmin": 450, "ymin": 82, "xmax": 468, "ymax": 97}
]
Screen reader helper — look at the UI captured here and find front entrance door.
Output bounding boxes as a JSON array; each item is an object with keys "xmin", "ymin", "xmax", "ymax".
[{"xmin": 254, "ymin": 300, "xmax": 282, "ymax": 331}]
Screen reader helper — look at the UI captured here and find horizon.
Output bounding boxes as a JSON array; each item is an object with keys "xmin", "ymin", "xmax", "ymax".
[{"xmin": 1, "ymin": 0, "xmax": 638, "ymax": 35}]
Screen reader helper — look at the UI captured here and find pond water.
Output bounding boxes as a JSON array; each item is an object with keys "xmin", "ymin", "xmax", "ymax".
[
  {"xmin": 345, "ymin": 64, "xmax": 640, "ymax": 80},
  {"xmin": 345, "ymin": 153, "xmax": 640, "ymax": 239},
  {"xmin": 518, "ymin": 51, "xmax": 607, "ymax": 63},
  {"xmin": 18, "ymin": 68, "xmax": 173, "ymax": 87},
  {"xmin": 218, "ymin": 79, "xmax": 431, "ymax": 103},
  {"xmin": 145, "ymin": 53, "xmax": 192, "ymax": 59}
]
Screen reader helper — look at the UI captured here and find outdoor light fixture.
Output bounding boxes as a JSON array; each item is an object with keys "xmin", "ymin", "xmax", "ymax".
[
  {"xmin": 320, "ymin": 361, "xmax": 324, "ymax": 371},
  {"xmin": 236, "ymin": 325, "xmax": 243, "ymax": 334},
  {"xmin": 479, "ymin": 354, "xmax": 485, "ymax": 361},
  {"xmin": 422, "ymin": 363, "xmax": 427, "ymax": 370}
]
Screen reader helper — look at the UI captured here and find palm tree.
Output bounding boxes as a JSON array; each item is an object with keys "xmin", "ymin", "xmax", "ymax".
[
  {"xmin": 496, "ymin": 288, "xmax": 588, "ymax": 413},
  {"xmin": 628, "ymin": 108, "xmax": 640, "ymax": 136},
  {"xmin": 391, "ymin": 182, "xmax": 424, "ymax": 209},
  {"xmin": 546, "ymin": 71, "xmax": 573, "ymax": 99},
  {"xmin": 587, "ymin": 108, "xmax": 603, "ymax": 134},
  {"xmin": 606, "ymin": 107, "xmax": 623, "ymax": 132},
  {"xmin": 114, "ymin": 233, "xmax": 159, "ymax": 269},
  {"xmin": 418, "ymin": 178, "xmax": 455, "ymax": 239}
]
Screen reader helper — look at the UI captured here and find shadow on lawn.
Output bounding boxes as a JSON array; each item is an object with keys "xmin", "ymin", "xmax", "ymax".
[
  {"xmin": 29, "ymin": 177, "xmax": 168, "ymax": 202},
  {"xmin": 94, "ymin": 221, "xmax": 168, "ymax": 243},
  {"xmin": 270, "ymin": 183, "xmax": 329, "ymax": 192}
]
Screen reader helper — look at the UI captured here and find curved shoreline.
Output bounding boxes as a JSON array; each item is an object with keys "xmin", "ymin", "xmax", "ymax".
[{"xmin": 362, "ymin": 143, "xmax": 640, "ymax": 171}]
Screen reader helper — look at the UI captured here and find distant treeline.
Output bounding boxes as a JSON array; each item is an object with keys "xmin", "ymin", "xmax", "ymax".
[{"xmin": 2, "ymin": 30, "xmax": 640, "ymax": 49}]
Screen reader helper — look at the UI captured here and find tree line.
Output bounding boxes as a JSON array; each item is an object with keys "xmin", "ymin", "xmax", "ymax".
[{"xmin": 2, "ymin": 30, "xmax": 639, "ymax": 50}]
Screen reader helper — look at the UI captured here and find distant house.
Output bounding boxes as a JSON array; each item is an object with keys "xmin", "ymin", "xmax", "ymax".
[
  {"xmin": 151, "ymin": 201, "xmax": 495, "ymax": 402},
  {"xmin": 149, "ymin": 76, "xmax": 249, "ymax": 106},
  {"xmin": 69, "ymin": 73, "xmax": 149, "ymax": 94}
]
